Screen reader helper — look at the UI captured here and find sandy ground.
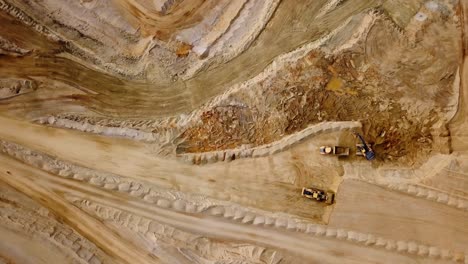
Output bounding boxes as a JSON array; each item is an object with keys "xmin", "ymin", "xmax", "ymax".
[
  {"xmin": 0, "ymin": 225, "xmax": 76, "ymax": 264},
  {"xmin": 0, "ymin": 153, "xmax": 457, "ymax": 264},
  {"xmin": 327, "ymin": 5, "xmax": 468, "ymax": 260},
  {"xmin": 448, "ymin": 0, "xmax": 468, "ymax": 153},
  {"xmin": 0, "ymin": 114, "xmax": 345, "ymax": 221},
  {"xmin": 0, "ymin": 154, "xmax": 160, "ymax": 264},
  {"xmin": 0, "ymin": 0, "xmax": 466, "ymax": 263},
  {"xmin": 449, "ymin": 55, "xmax": 468, "ymax": 153},
  {"xmin": 329, "ymin": 180, "xmax": 468, "ymax": 255}
]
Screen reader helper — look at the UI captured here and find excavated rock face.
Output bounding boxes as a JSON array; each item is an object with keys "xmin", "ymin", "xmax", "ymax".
[{"xmin": 0, "ymin": 0, "xmax": 467, "ymax": 263}]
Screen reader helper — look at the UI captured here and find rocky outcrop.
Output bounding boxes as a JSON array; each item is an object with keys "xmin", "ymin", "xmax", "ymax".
[{"xmin": 0, "ymin": 78, "xmax": 36, "ymax": 99}]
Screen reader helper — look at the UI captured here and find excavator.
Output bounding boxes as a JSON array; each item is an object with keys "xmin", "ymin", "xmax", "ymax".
[{"xmin": 354, "ymin": 132, "xmax": 375, "ymax": 161}]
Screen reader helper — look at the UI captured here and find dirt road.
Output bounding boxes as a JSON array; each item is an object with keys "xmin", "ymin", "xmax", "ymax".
[
  {"xmin": 0, "ymin": 225, "xmax": 76, "ymax": 264},
  {"xmin": 0, "ymin": 114, "xmax": 344, "ymax": 220},
  {"xmin": 0, "ymin": 153, "xmax": 447, "ymax": 264},
  {"xmin": 0, "ymin": 153, "xmax": 160, "ymax": 264},
  {"xmin": 329, "ymin": 180, "xmax": 468, "ymax": 257}
]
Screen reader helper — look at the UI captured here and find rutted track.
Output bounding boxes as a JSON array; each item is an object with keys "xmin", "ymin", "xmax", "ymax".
[
  {"xmin": 0, "ymin": 139, "xmax": 321, "ymax": 222},
  {"xmin": 0, "ymin": 115, "xmax": 335, "ymax": 220},
  {"xmin": 342, "ymin": 153, "xmax": 468, "ymax": 211},
  {"xmin": 329, "ymin": 179, "xmax": 468, "ymax": 258},
  {"xmin": 383, "ymin": 183, "xmax": 468, "ymax": 211},
  {"xmin": 0, "ymin": 154, "xmax": 464, "ymax": 263},
  {"xmin": 0, "ymin": 189, "xmax": 110, "ymax": 264},
  {"xmin": 0, "ymin": 155, "xmax": 161, "ymax": 264}
]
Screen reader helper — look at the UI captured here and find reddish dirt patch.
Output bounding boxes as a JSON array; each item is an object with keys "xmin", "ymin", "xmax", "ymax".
[
  {"xmin": 175, "ymin": 42, "xmax": 192, "ymax": 57},
  {"xmin": 178, "ymin": 50, "xmax": 453, "ymax": 165}
]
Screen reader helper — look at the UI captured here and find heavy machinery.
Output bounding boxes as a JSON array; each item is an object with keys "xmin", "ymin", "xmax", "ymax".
[
  {"xmin": 354, "ymin": 132, "xmax": 375, "ymax": 161},
  {"xmin": 301, "ymin": 187, "xmax": 335, "ymax": 204},
  {"xmin": 319, "ymin": 146, "xmax": 350, "ymax": 157}
]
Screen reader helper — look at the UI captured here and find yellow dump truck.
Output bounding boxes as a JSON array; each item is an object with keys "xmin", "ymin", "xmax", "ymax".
[{"xmin": 301, "ymin": 187, "xmax": 335, "ymax": 205}]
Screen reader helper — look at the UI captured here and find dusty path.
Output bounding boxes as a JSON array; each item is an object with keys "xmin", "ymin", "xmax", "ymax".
[
  {"xmin": 0, "ymin": 115, "xmax": 343, "ymax": 220},
  {"xmin": 0, "ymin": 153, "xmax": 445, "ymax": 264},
  {"xmin": 0, "ymin": 153, "xmax": 160, "ymax": 264},
  {"xmin": 329, "ymin": 180, "xmax": 468, "ymax": 256},
  {"xmin": 0, "ymin": 225, "xmax": 76, "ymax": 264}
]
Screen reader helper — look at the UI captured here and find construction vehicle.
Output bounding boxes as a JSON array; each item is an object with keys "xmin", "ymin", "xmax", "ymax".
[
  {"xmin": 356, "ymin": 143, "xmax": 373, "ymax": 155},
  {"xmin": 301, "ymin": 187, "xmax": 335, "ymax": 204},
  {"xmin": 354, "ymin": 132, "xmax": 375, "ymax": 161},
  {"xmin": 319, "ymin": 146, "xmax": 350, "ymax": 157}
]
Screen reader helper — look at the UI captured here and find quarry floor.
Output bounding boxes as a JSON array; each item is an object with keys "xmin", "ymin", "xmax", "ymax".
[{"xmin": 0, "ymin": 0, "xmax": 467, "ymax": 263}]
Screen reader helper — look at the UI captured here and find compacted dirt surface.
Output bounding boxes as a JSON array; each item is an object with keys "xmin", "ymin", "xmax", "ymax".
[{"xmin": 0, "ymin": 0, "xmax": 467, "ymax": 263}]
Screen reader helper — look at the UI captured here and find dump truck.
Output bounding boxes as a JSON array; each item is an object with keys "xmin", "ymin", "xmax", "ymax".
[
  {"xmin": 319, "ymin": 146, "xmax": 350, "ymax": 157},
  {"xmin": 301, "ymin": 187, "xmax": 335, "ymax": 204}
]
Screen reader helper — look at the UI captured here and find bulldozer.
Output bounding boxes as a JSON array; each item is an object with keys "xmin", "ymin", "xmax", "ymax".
[{"xmin": 301, "ymin": 187, "xmax": 335, "ymax": 204}]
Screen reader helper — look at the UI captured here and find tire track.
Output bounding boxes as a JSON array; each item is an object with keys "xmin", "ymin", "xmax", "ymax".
[
  {"xmin": 0, "ymin": 154, "xmax": 161, "ymax": 264},
  {"xmin": 383, "ymin": 183, "xmax": 468, "ymax": 211},
  {"xmin": 1, "ymin": 153, "xmax": 464, "ymax": 263}
]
